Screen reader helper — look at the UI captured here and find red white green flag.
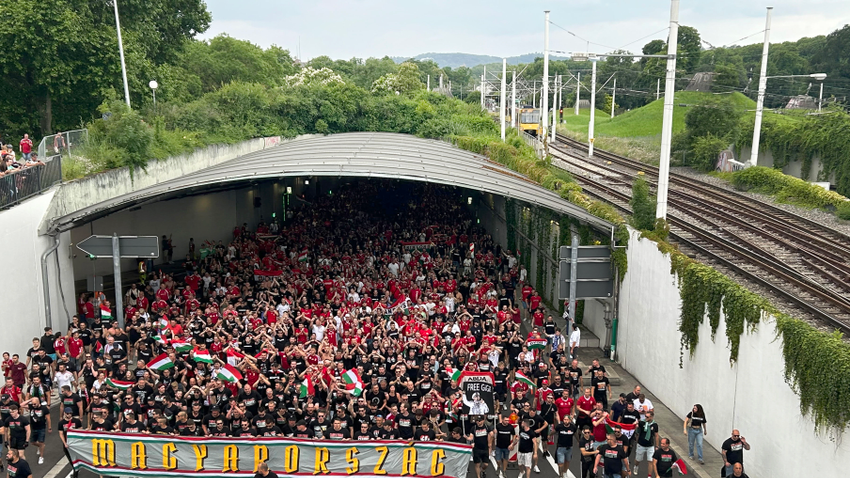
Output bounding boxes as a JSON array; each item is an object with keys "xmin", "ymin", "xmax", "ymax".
[
  {"xmin": 217, "ymin": 364, "xmax": 243, "ymax": 383},
  {"xmin": 515, "ymin": 371, "xmax": 535, "ymax": 388},
  {"xmin": 342, "ymin": 369, "xmax": 364, "ymax": 396},
  {"xmin": 171, "ymin": 339, "xmax": 192, "ymax": 353},
  {"xmin": 672, "ymin": 459, "xmax": 689, "ymax": 475},
  {"xmin": 604, "ymin": 417, "xmax": 638, "ymax": 433},
  {"xmin": 146, "ymin": 353, "xmax": 174, "ymax": 371},
  {"xmin": 297, "ymin": 249, "xmax": 309, "ymax": 262},
  {"xmin": 299, "ymin": 375, "xmax": 315, "ymax": 399},
  {"xmin": 526, "ymin": 338, "xmax": 548, "ymax": 350},
  {"xmin": 100, "ymin": 305, "xmax": 112, "ymax": 320},
  {"xmin": 104, "ymin": 378, "xmax": 134, "ymax": 390},
  {"xmin": 193, "ymin": 349, "xmax": 213, "ymax": 364}
]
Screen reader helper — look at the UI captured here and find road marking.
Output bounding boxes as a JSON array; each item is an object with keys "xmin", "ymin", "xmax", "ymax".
[
  {"xmin": 542, "ymin": 443, "xmax": 577, "ymax": 478},
  {"xmin": 44, "ymin": 457, "xmax": 69, "ymax": 478}
]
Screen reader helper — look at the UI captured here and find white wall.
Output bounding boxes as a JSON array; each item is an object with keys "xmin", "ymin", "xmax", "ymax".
[
  {"xmin": 737, "ymin": 145, "xmax": 836, "ymax": 186},
  {"xmin": 0, "ymin": 190, "xmax": 76, "ymax": 356},
  {"xmin": 617, "ymin": 228, "xmax": 850, "ymax": 476}
]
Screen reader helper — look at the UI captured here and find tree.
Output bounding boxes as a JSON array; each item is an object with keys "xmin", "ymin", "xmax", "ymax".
[
  {"xmin": 684, "ymin": 99, "xmax": 742, "ymax": 140},
  {"xmin": 811, "ymin": 25, "xmax": 850, "ymax": 79},
  {"xmin": 630, "ymin": 176, "xmax": 657, "ymax": 230},
  {"xmin": 182, "ymin": 35, "xmax": 297, "ymax": 92},
  {"xmin": 677, "ymin": 26, "xmax": 702, "ymax": 74}
]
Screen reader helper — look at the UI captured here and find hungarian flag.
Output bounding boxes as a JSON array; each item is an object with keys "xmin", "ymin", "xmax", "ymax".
[
  {"xmin": 297, "ymin": 249, "xmax": 309, "ymax": 262},
  {"xmin": 226, "ymin": 348, "xmax": 245, "ymax": 366},
  {"xmin": 604, "ymin": 418, "xmax": 638, "ymax": 434},
  {"xmin": 217, "ymin": 364, "xmax": 243, "ymax": 383},
  {"xmin": 100, "ymin": 305, "xmax": 112, "ymax": 320},
  {"xmin": 146, "ymin": 353, "xmax": 174, "ymax": 371},
  {"xmin": 158, "ymin": 317, "xmax": 170, "ymax": 330},
  {"xmin": 526, "ymin": 338, "xmax": 548, "ymax": 350},
  {"xmin": 153, "ymin": 334, "xmax": 166, "ymax": 346},
  {"xmin": 171, "ymin": 339, "xmax": 192, "ymax": 353},
  {"xmin": 515, "ymin": 371, "xmax": 535, "ymax": 388},
  {"xmin": 193, "ymin": 349, "xmax": 213, "ymax": 364},
  {"xmin": 343, "ymin": 369, "xmax": 364, "ymax": 396},
  {"xmin": 104, "ymin": 378, "xmax": 134, "ymax": 390},
  {"xmin": 299, "ymin": 375, "xmax": 315, "ymax": 399},
  {"xmin": 672, "ymin": 459, "xmax": 688, "ymax": 475},
  {"xmin": 447, "ymin": 368, "xmax": 462, "ymax": 382},
  {"xmin": 94, "ymin": 341, "xmax": 104, "ymax": 354}
]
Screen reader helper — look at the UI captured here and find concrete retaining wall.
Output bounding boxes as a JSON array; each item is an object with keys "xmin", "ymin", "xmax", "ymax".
[{"xmin": 611, "ymin": 228, "xmax": 850, "ymax": 476}]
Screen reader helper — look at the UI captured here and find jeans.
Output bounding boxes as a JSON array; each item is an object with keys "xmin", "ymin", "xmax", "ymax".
[{"xmin": 688, "ymin": 427, "xmax": 704, "ymax": 460}]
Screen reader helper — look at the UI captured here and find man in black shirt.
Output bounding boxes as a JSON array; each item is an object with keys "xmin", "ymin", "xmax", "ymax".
[
  {"xmin": 414, "ymin": 420, "xmax": 437, "ymax": 441},
  {"xmin": 516, "ymin": 420, "xmax": 539, "ymax": 478},
  {"xmin": 3, "ymin": 406, "xmax": 30, "ymax": 459},
  {"xmin": 5, "ymin": 449, "xmax": 31, "ymax": 478},
  {"xmin": 652, "ymin": 438, "xmax": 679, "ymax": 477},
  {"xmin": 554, "ymin": 415, "xmax": 577, "ymax": 478},
  {"xmin": 25, "ymin": 399, "xmax": 49, "ymax": 464},
  {"xmin": 594, "ymin": 433, "xmax": 629, "ymax": 478},
  {"xmin": 591, "ymin": 370, "xmax": 611, "ymax": 411},
  {"xmin": 578, "ymin": 427, "xmax": 598, "ymax": 478},
  {"xmin": 58, "ymin": 408, "xmax": 83, "ymax": 478},
  {"xmin": 494, "ymin": 414, "xmax": 516, "ymax": 478},
  {"xmin": 324, "ymin": 418, "xmax": 350, "ymax": 440},
  {"xmin": 467, "ymin": 416, "xmax": 492, "ymax": 478},
  {"xmin": 721, "ymin": 429, "xmax": 750, "ymax": 477},
  {"xmin": 635, "ymin": 411, "xmax": 659, "ymax": 477},
  {"xmin": 254, "ymin": 462, "xmax": 279, "ymax": 478}
]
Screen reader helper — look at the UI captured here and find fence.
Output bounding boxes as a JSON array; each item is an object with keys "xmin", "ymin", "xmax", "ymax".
[
  {"xmin": 37, "ymin": 129, "xmax": 88, "ymax": 161},
  {"xmin": 521, "ymin": 131, "xmax": 547, "ymax": 159},
  {"xmin": 0, "ymin": 154, "xmax": 62, "ymax": 208}
]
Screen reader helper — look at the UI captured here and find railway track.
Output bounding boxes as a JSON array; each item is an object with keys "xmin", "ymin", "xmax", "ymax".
[{"xmin": 549, "ymin": 135, "xmax": 850, "ymax": 334}]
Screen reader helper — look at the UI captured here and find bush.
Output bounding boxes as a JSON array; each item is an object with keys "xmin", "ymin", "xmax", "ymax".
[
  {"xmin": 690, "ymin": 134, "xmax": 728, "ymax": 172},
  {"xmin": 630, "ymin": 176, "xmax": 657, "ymax": 230},
  {"xmin": 733, "ymin": 166, "xmax": 848, "ymax": 210},
  {"xmin": 838, "ymin": 201, "xmax": 850, "ymax": 220}
]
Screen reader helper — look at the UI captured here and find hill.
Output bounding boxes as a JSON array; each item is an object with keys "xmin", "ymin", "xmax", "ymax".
[{"xmin": 391, "ymin": 52, "xmax": 570, "ymax": 69}]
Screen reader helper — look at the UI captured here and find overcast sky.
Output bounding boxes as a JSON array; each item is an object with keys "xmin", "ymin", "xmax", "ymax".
[{"xmin": 200, "ymin": 1, "xmax": 848, "ymax": 61}]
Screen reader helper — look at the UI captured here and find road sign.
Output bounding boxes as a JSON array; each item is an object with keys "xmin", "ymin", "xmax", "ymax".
[
  {"xmin": 559, "ymin": 242, "xmax": 614, "ymax": 301},
  {"xmin": 559, "ymin": 277, "xmax": 614, "ymax": 299},
  {"xmin": 559, "ymin": 260, "xmax": 612, "ymax": 280},
  {"xmin": 77, "ymin": 235, "xmax": 159, "ymax": 258},
  {"xmin": 560, "ymin": 245, "xmax": 611, "ymax": 260}
]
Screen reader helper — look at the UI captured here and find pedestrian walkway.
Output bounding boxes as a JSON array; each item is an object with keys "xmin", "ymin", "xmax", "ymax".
[{"xmin": 574, "ymin": 346, "xmax": 724, "ymax": 478}]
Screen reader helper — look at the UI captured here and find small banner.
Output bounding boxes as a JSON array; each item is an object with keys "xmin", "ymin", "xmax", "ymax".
[
  {"xmin": 399, "ymin": 241, "xmax": 434, "ymax": 251},
  {"xmin": 459, "ymin": 371, "xmax": 496, "ymax": 418},
  {"xmin": 67, "ymin": 429, "xmax": 471, "ymax": 478}
]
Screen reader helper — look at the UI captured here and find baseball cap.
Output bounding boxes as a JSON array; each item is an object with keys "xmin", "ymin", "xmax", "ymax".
[
  {"xmin": 0, "ymin": 394, "xmax": 9, "ymax": 401},
  {"xmin": 64, "ymin": 407, "xmax": 74, "ymax": 414},
  {"xmin": 542, "ymin": 379, "xmax": 549, "ymax": 385}
]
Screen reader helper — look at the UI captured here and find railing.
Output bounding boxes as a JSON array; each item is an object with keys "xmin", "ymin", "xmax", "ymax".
[
  {"xmin": 0, "ymin": 154, "xmax": 62, "ymax": 209},
  {"xmin": 521, "ymin": 131, "xmax": 547, "ymax": 159},
  {"xmin": 37, "ymin": 129, "xmax": 88, "ymax": 161}
]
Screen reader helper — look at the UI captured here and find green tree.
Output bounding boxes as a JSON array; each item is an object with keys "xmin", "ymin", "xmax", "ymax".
[
  {"xmin": 684, "ymin": 99, "xmax": 742, "ymax": 140},
  {"xmin": 630, "ymin": 176, "xmax": 657, "ymax": 230},
  {"xmin": 690, "ymin": 134, "xmax": 728, "ymax": 171},
  {"xmin": 677, "ymin": 26, "xmax": 702, "ymax": 73},
  {"xmin": 811, "ymin": 25, "xmax": 850, "ymax": 79},
  {"xmin": 182, "ymin": 35, "xmax": 297, "ymax": 92}
]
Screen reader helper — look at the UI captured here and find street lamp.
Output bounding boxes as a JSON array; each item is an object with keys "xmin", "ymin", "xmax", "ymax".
[
  {"xmin": 749, "ymin": 72, "xmax": 827, "ymax": 166},
  {"xmin": 112, "ymin": 0, "xmax": 131, "ymax": 108},
  {"xmin": 149, "ymin": 80, "xmax": 158, "ymax": 111}
]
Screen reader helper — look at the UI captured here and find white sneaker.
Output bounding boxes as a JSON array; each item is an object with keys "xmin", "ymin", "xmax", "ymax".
[
  {"xmin": 633, "ymin": 465, "xmax": 639, "ymax": 475},
  {"xmin": 36, "ymin": 449, "xmax": 40, "ymax": 456},
  {"xmin": 517, "ymin": 473, "xmax": 524, "ymax": 478},
  {"xmin": 38, "ymin": 457, "xmax": 44, "ymax": 465},
  {"xmin": 499, "ymin": 472, "xmax": 505, "ymax": 478},
  {"xmin": 534, "ymin": 465, "xmax": 540, "ymax": 473}
]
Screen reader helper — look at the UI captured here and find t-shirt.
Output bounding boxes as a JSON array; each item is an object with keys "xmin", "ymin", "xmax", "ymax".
[
  {"xmin": 652, "ymin": 447, "xmax": 679, "ymax": 476},
  {"xmin": 471, "ymin": 423, "xmax": 491, "ymax": 450},
  {"xmin": 578, "ymin": 435, "xmax": 596, "ymax": 462},
  {"xmin": 28, "ymin": 405, "xmax": 49, "ymax": 430},
  {"xmin": 6, "ymin": 458, "xmax": 32, "ymax": 478},
  {"xmin": 495, "ymin": 423, "xmax": 515, "ymax": 449},
  {"xmin": 554, "ymin": 422, "xmax": 577, "ymax": 448},
  {"xmin": 722, "ymin": 438, "xmax": 745, "ymax": 465},
  {"xmin": 597, "ymin": 443, "xmax": 627, "ymax": 475},
  {"xmin": 636, "ymin": 420, "xmax": 659, "ymax": 447},
  {"xmin": 58, "ymin": 418, "xmax": 83, "ymax": 439},
  {"xmin": 517, "ymin": 428, "xmax": 538, "ymax": 453},
  {"xmin": 4, "ymin": 415, "xmax": 30, "ymax": 440},
  {"xmin": 324, "ymin": 427, "xmax": 351, "ymax": 440},
  {"xmin": 414, "ymin": 428, "xmax": 436, "ymax": 441},
  {"xmin": 686, "ymin": 411, "xmax": 706, "ymax": 428},
  {"xmin": 253, "ymin": 471, "xmax": 279, "ymax": 478}
]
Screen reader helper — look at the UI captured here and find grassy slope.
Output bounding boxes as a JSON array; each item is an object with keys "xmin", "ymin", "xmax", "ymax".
[{"xmin": 562, "ymin": 91, "xmax": 757, "ymax": 138}]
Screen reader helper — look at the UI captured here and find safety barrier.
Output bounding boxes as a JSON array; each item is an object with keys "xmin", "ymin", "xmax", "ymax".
[{"xmin": 0, "ymin": 154, "xmax": 62, "ymax": 208}]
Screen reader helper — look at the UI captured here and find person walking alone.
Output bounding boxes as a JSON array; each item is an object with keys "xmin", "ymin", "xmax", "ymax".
[{"xmin": 683, "ymin": 404, "xmax": 706, "ymax": 464}]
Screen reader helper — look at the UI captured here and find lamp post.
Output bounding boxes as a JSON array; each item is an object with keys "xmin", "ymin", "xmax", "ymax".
[
  {"xmin": 113, "ymin": 0, "xmax": 131, "ymax": 108},
  {"xmin": 749, "ymin": 72, "xmax": 826, "ymax": 165},
  {"xmin": 149, "ymin": 80, "xmax": 158, "ymax": 112}
]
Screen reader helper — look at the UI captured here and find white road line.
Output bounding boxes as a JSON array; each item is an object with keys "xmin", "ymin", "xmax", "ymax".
[{"xmin": 43, "ymin": 457, "xmax": 69, "ymax": 478}]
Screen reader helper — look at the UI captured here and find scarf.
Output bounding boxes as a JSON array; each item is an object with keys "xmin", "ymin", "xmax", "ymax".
[{"xmin": 642, "ymin": 419, "xmax": 655, "ymax": 442}]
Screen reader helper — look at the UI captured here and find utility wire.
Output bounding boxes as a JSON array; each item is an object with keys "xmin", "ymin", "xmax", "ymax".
[{"xmin": 548, "ymin": 20, "xmax": 618, "ymax": 52}]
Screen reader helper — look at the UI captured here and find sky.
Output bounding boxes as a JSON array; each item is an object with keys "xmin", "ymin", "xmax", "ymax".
[{"xmin": 200, "ymin": 0, "xmax": 849, "ymax": 61}]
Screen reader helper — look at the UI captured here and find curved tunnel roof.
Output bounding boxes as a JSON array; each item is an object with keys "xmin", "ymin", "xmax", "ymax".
[{"xmin": 48, "ymin": 132, "xmax": 613, "ymax": 232}]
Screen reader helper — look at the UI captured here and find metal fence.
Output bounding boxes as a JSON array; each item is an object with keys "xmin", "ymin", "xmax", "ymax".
[
  {"xmin": 37, "ymin": 129, "xmax": 88, "ymax": 161},
  {"xmin": 0, "ymin": 154, "xmax": 62, "ymax": 209},
  {"xmin": 521, "ymin": 131, "xmax": 547, "ymax": 159}
]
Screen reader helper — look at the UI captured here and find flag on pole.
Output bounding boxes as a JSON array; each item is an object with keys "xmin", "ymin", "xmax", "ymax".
[
  {"xmin": 526, "ymin": 338, "xmax": 548, "ymax": 350},
  {"xmin": 216, "ymin": 364, "xmax": 243, "ymax": 383},
  {"xmin": 146, "ymin": 353, "xmax": 174, "ymax": 371},
  {"xmin": 448, "ymin": 368, "xmax": 462, "ymax": 382},
  {"xmin": 193, "ymin": 349, "xmax": 213, "ymax": 364},
  {"xmin": 299, "ymin": 375, "xmax": 315, "ymax": 399},
  {"xmin": 672, "ymin": 459, "xmax": 689, "ymax": 475},
  {"xmin": 469, "ymin": 243, "xmax": 475, "ymax": 253},
  {"xmin": 104, "ymin": 378, "xmax": 134, "ymax": 390},
  {"xmin": 342, "ymin": 369, "xmax": 364, "ymax": 396},
  {"xmin": 100, "ymin": 305, "xmax": 112, "ymax": 320},
  {"xmin": 604, "ymin": 418, "xmax": 638, "ymax": 434},
  {"xmin": 515, "ymin": 371, "xmax": 535, "ymax": 388},
  {"xmin": 297, "ymin": 249, "xmax": 309, "ymax": 262},
  {"xmin": 158, "ymin": 317, "xmax": 170, "ymax": 330},
  {"xmin": 171, "ymin": 339, "xmax": 192, "ymax": 353}
]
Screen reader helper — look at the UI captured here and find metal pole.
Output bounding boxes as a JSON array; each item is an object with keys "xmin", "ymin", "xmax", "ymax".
[
  {"xmin": 113, "ymin": 0, "xmax": 131, "ymax": 108},
  {"xmin": 611, "ymin": 78, "xmax": 616, "ymax": 118},
  {"xmin": 749, "ymin": 7, "xmax": 773, "ymax": 167},
  {"xmin": 656, "ymin": 78, "xmax": 661, "ymax": 100},
  {"xmin": 558, "ymin": 75, "xmax": 563, "ymax": 123},
  {"xmin": 568, "ymin": 234, "xmax": 578, "ymax": 326},
  {"xmin": 575, "ymin": 72, "xmax": 580, "ymax": 115},
  {"xmin": 542, "ymin": 11, "xmax": 550, "ymax": 142},
  {"xmin": 588, "ymin": 59, "xmax": 598, "ymax": 157},
  {"xmin": 440, "ymin": 74, "xmax": 443, "ymax": 90},
  {"xmin": 818, "ymin": 81, "xmax": 824, "ymax": 112},
  {"xmin": 112, "ymin": 234, "xmax": 125, "ymax": 328},
  {"xmin": 427, "ymin": 75, "xmax": 430, "ymax": 91},
  {"xmin": 655, "ymin": 0, "xmax": 680, "ymax": 221},
  {"xmin": 511, "ymin": 70, "xmax": 517, "ymax": 128},
  {"xmin": 481, "ymin": 73, "xmax": 485, "ymax": 110},
  {"xmin": 501, "ymin": 59, "xmax": 507, "ymax": 141},
  {"xmin": 551, "ymin": 74, "xmax": 558, "ymax": 143},
  {"xmin": 533, "ymin": 80, "xmax": 537, "ymax": 108}
]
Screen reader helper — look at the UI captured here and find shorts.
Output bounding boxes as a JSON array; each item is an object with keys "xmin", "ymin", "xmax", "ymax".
[
  {"xmin": 635, "ymin": 444, "xmax": 654, "ymax": 461},
  {"xmin": 31, "ymin": 428, "xmax": 46, "ymax": 443},
  {"xmin": 556, "ymin": 446, "xmax": 572, "ymax": 464},
  {"xmin": 494, "ymin": 447, "xmax": 510, "ymax": 462},
  {"xmin": 472, "ymin": 449, "xmax": 489, "ymax": 464},
  {"xmin": 9, "ymin": 437, "xmax": 27, "ymax": 450},
  {"xmin": 517, "ymin": 451, "xmax": 533, "ymax": 467}
]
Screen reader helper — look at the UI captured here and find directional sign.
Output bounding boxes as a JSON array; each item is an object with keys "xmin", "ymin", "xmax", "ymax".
[
  {"xmin": 559, "ymin": 243, "xmax": 614, "ymax": 300},
  {"xmin": 560, "ymin": 277, "xmax": 614, "ymax": 299},
  {"xmin": 560, "ymin": 245, "xmax": 611, "ymax": 260},
  {"xmin": 77, "ymin": 235, "xmax": 159, "ymax": 258},
  {"xmin": 559, "ymin": 260, "xmax": 612, "ymax": 280}
]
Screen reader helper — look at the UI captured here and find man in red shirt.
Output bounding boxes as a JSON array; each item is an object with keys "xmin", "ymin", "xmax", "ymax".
[
  {"xmin": 555, "ymin": 389, "xmax": 575, "ymax": 423},
  {"xmin": 576, "ymin": 387, "xmax": 597, "ymax": 431},
  {"xmin": 8, "ymin": 355, "xmax": 27, "ymax": 388},
  {"xmin": 19, "ymin": 134, "xmax": 33, "ymax": 161}
]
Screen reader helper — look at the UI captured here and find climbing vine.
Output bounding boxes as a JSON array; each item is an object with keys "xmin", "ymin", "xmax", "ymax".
[{"xmin": 505, "ymin": 198, "xmax": 517, "ymax": 252}]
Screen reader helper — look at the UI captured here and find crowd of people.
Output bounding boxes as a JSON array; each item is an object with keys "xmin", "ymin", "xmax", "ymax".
[
  {"xmin": 0, "ymin": 133, "xmax": 48, "ymax": 205},
  {"xmin": 0, "ymin": 181, "xmax": 751, "ymax": 478}
]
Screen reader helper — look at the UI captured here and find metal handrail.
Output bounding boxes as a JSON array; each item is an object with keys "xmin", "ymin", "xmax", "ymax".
[{"xmin": 0, "ymin": 154, "xmax": 62, "ymax": 209}]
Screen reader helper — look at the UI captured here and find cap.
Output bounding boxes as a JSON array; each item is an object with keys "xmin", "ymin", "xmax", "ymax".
[
  {"xmin": 64, "ymin": 407, "xmax": 74, "ymax": 414},
  {"xmin": 541, "ymin": 379, "xmax": 549, "ymax": 385},
  {"xmin": 0, "ymin": 394, "xmax": 9, "ymax": 401}
]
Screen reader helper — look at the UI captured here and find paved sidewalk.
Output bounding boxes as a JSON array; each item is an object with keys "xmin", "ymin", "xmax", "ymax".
[{"xmin": 574, "ymin": 347, "xmax": 724, "ymax": 478}]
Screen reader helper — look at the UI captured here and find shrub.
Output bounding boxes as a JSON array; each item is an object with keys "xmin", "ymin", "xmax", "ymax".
[
  {"xmin": 629, "ymin": 176, "xmax": 657, "ymax": 230},
  {"xmin": 838, "ymin": 201, "xmax": 850, "ymax": 220}
]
